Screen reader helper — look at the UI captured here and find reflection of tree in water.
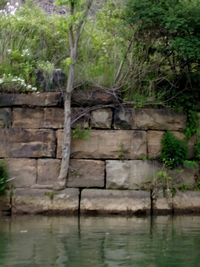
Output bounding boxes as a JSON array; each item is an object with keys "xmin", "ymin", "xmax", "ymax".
[
  {"xmin": 0, "ymin": 233, "xmax": 8, "ymax": 266},
  {"xmin": 1, "ymin": 216, "xmax": 200, "ymax": 267}
]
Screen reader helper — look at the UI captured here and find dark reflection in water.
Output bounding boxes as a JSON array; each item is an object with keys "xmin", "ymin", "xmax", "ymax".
[{"xmin": 0, "ymin": 216, "xmax": 200, "ymax": 267}]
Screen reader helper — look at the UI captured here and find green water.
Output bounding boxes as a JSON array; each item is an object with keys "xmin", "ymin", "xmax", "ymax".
[{"xmin": 0, "ymin": 216, "xmax": 200, "ymax": 267}]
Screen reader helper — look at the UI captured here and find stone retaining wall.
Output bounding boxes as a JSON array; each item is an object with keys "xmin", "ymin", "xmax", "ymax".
[{"xmin": 0, "ymin": 91, "xmax": 199, "ymax": 215}]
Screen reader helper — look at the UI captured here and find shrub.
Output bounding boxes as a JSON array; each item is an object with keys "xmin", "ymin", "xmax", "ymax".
[
  {"xmin": 161, "ymin": 131, "xmax": 188, "ymax": 169},
  {"xmin": 195, "ymin": 139, "xmax": 200, "ymax": 162},
  {"xmin": 0, "ymin": 161, "xmax": 8, "ymax": 195}
]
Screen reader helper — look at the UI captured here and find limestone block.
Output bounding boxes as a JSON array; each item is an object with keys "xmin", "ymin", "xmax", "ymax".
[
  {"xmin": 13, "ymin": 108, "xmax": 44, "ymax": 128},
  {"xmin": 13, "ymin": 108, "xmax": 64, "ymax": 129},
  {"xmin": 0, "ymin": 108, "xmax": 11, "ymax": 128},
  {"xmin": 106, "ymin": 160, "xmax": 161, "ymax": 190},
  {"xmin": 173, "ymin": 191, "xmax": 200, "ymax": 213},
  {"xmin": 71, "ymin": 87, "xmax": 117, "ymax": 106},
  {"xmin": 71, "ymin": 108, "xmax": 90, "ymax": 128},
  {"xmin": 114, "ymin": 107, "xmax": 134, "ymax": 129},
  {"xmin": 7, "ymin": 159, "xmax": 37, "ymax": 188},
  {"xmin": 12, "ymin": 188, "xmax": 79, "ymax": 214},
  {"xmin": 0, "ymin": 129, "xmax": 55, "ymax": 158},
  {"xmin": 44, "ymin": 108, "xmax": 64, "ymax": 128},
  {"xmin": 147, "ymin": 131, "xmax": 188, "ymax": 159},
  {"xmin": 57, "ymin": 130, "xmax": 147, "ymax": 159},
  {"xmin": 80, "ymin": 189, "xmax": 150, "ymax": 215},
  {"xmin": 68, "ymin": 159, "xmax": 105, "ymax": 188},
  {"xmin": 91, "ymin": 108, "xmax": 112, "ymax": 129},
  {"xmin": 37, "ymin": 159, "xmax": 61, "ymax": 185},
  {"xmin": 135, "ymin": 109, "xmax": 186, "ymax": 130},
  {"xmin": 0, "ymin": 92, "xmax": 62, "ymax": 107},
  {"xmin": 169, "ymin": 167, "xmax": 199, "ymax": 188}
]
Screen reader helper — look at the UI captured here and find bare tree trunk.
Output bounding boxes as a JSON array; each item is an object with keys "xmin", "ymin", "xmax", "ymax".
[
  {"xmin": 54, "ymin": 0, "xmax": 93, "ymax": 190},
  {"xmin": 54, "ymin": 61, "xmax": 75, "ymax": 189}
]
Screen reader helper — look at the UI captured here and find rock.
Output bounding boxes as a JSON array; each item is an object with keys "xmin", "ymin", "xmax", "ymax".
[
  {"xmin": 173, "ymin": 191, "xmax": 200, "ymax": 213},
  {"xmin": 114, "ymin": 107, "xmax": 134, "ymax": 129},
  {"xmin": 169, "ymin": 167, "xmax": 199, "ymax": 189},
  {"xmin": 0, "ymin": 93, "xmax": 62, "ymax": 107},
  {"xmin": 0, "ymin": 129, "xmax": 56, "ymax": 158},
  {"xmin": 91, "ymin": 108, "xmax": 113, "ymax": 129},
  {"xmin": 0, "ymin": 108, "xmax": 11, "ymax": 128},
  {"xmin": 57, "ymin": 130, "xmax": 147, "ymax": 159},
  {"xmin": 71, "ymin": 87, "xmax": 118, "ymax": 106},
  {"xmin": 113, "ymin": 108, "xmax": 186, "ymax": 130},
  {"xmin": 68, "ymin": 159, "xmax": 105, "ymax": 188},
  {"xmin": 13, "ymin": 108, "xmax": 44, "ymax": 128},
  {"xmin": 12, "ymin": 188, "xmax": 79, "ymax": 214},
  {"xmin": 36, "ymin": 69, "xmax": 66, "ymax": 91},
  {"xmin": 135, "ymin": 109, "xmax": 186, "ymax": 130},
  {"xmin": 7, "ymin": 159, "xmax": 37, "ymax": 188},
  {"xmin": 13, "ymin": 108, "xmax": 64, "ymax": 129},
  {"xmin": 152, "ymin": 190, "xmax": 173, "ymax": 215},
  {"xmin": 106, "ymin": 160, "xmax": 161, "ymax": 190},
  {"xmin": 37, "ymin": 159, "xmax": 61, "ymax": 185},
  {"xmin": 80, "ymin": 189, "xmax": 150, "ymax": 215}
]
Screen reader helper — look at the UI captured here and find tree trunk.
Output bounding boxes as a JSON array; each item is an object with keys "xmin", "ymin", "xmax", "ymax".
[{"xmin": 54, "ymin": 63, "xmax": 74, "ymax": 190}]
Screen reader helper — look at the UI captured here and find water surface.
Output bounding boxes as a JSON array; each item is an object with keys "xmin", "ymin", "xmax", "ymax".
[{"xmin": 0, "ymin": 216, "xmax": 200, "ymax": 267}]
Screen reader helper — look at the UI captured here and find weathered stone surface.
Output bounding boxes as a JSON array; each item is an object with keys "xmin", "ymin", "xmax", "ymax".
[
  {"xmin": 135, "ymin": 109, "xmax": 186, "ymax": 130},
  {"xmin": 13, "ymin": 108, "xmax": 44, "ymax": 128},
  {"xmin": 147, "ymin": 131, "xmax": 166, "ymax": 159},
  {"xmin": 13, "ymin": 108, "xmax": 64, "ymax": 129},
  {"xmin": 114, "ymin": 107, "xmax": 135, "ymax": 129},
  {"xmin": 12, "ymin": 188, "xmax": 79, "ymax": 214},
  {"xmin": 68, "ymin": 159, "xmax": 105, "ymax": 188},
  {"xmin": 0, "ymin": 108, "xmax": 11, "ymax": 128},
  {"xmin": 72, "ymin": 87, "xmax": 117, "ymax": 106},
  {"xmin": 57, "ymin": 130, "xmax": 147, "ymax": 159},
  {"xmin": 90, "ymin": 108, "xmax": 112, "ymax": 129},
  {"xmin": 0, "ymin": 129, "xmax": 55, "ymax": 158},
  {"xmin": 0, "ymin": 93, "xmax": 62, "ymax": 107},
  {"xmin": 173, "ymin": 191, "xmax": 200, "ymax": 213},
  {"xmin": 106, "ymin": 160, "xmax": 161, "ymax": 190},
  {"xmin": 37, "ymin": 159, "xmax": 61, "ymax": 185},
  {"xmin": 7, "ymin": 159, "xmax": 37, "ymax": 188},
  {"xmin": 153, "ymin": 190, "xmax": 173, "ymax": 214},
  {"xmin": 44, "ymin": 108, "xmax": 64, "ymax": 128},
  {"xmin": 80, "ymin": 189, "xmax": 150, "ymax": 215},
  {"xmin": 71, "ymin": 108, "xmax": 90, "ymax": 128},
  {"xmin": 114, "ymin": 108, "xmax": 186, "ymax": 130},
  {"xmin": 169, "ymin": 167, "xmax": 199, "ymax": 188}
]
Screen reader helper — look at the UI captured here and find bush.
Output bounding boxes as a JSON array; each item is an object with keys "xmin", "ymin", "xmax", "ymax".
[
  {"xmin": 195, "ymin": 139, "xmax": 200, "ymax": 162},
  {"xmin": 0, "ymin": 161, "xmax": 8, "ymax": 195},
  {"xmin": 124, "ymin": 0, "xmax": 200, "ymax": 110},
  {"xmin": 161, "ymin": 131, "xmax": 188, "ymax": 169}
]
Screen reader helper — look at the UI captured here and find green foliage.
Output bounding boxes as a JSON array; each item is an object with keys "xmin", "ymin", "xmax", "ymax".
[
  {"xmin": 72, "ymin": 126, "xmax": 91, "ymax": 140},
  {"xmin": 183, "ymin": 160, "xmax": 199, "ymax": 170},
  {"xmin": 125, "ymin": 0, "xmax": 200, "ymax": 112},
  {"xmin": 194, "ymin": 139, "xmax": 200, "ymax": 162},
  {"xmin": 0, "ymin": 161, "xmax": 8, "ymax": 196},
  {"xmin": 0, "ymin": 2, "xmax": 69, "ymax": 91},
  {"xmin": 161, "ymin": 131, "xmax": 188, "ymax": 169}
]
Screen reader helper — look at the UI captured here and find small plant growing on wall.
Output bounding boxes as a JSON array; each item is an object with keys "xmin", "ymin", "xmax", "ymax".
[
  {"xmin": 161, "ymin": 131, "xmax": 188, "ymax": 169},
  {"xmin": 0, "ymin": 160, "xmax": 8, "ymax": 195}
]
